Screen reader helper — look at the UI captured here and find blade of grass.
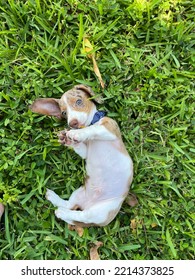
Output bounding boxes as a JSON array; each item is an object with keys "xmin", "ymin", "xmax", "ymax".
[
  {"xmin": 44, "ymin": 234, "xmax": 68, "ymax": 245},
  {"xmin": 20, "ymin": 189, "xmax": 37, "ymax": 205},
  {"xmin": 166, "ymin": 229, "xmax": 178, "ymax": 259},
  {"xmin": 148, "ymin": 50, "xmax": 172, "ymax": 73},
  {"xmin": 43, "ymin": 50, "xmax": 74, "ymax": 78},
  {"xmin": 72, "ymin": 13, "xmax": 84, "ymax": 63},
  {"xmin": 109, "ymin": 49, "xmax": 121, "ymax": 69},
  {"xmin": 5, "ymin": 206, "xmax": 11, "ymax": 244}
]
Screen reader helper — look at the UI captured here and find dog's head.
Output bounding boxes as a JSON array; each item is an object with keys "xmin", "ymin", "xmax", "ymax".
[{"xmin": 30, "ymin": 84, "xmax": 103, "ymax": 128}]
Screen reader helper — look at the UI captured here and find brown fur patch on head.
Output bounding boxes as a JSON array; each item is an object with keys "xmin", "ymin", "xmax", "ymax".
[
  {"xmin": 74, "ymin": 84, "xmax": 103, "ymax": 104},
  {"xmin": 65, "ymin": 88, "xmax": 95, "ymax": 114}
]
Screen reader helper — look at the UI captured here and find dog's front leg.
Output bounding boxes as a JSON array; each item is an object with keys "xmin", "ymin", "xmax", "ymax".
[
  {"xmin": 73, "ymin": 143, "xmax": 87, "ymax": 159},
  {"xmin": 66, "ymin": 124, "xmax": 117, "ymax": 143}
]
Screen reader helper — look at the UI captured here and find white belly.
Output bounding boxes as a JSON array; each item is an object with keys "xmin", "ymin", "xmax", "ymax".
[{"xmin": 85, "ymin": 140, "xmax": 133, "ymax": 201}]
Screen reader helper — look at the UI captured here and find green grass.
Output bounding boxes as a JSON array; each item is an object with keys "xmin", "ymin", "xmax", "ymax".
[{"xmin": 0, "ymin": 0, "xmax": 194, "ymax": 260}]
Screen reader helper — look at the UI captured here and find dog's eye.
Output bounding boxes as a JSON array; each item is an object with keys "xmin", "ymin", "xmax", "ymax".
[
  {"xmin": 62, "ymin": 111, "xmax": 67, "ymax": 118},
  {"xmin": 75, "ymin": 99, "xmax": 83, "ymax": 106}
]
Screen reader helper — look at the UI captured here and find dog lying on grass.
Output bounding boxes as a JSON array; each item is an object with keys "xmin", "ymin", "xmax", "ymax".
[{"xmin": 30, "ymin": 84, "xmax": 133, "ymax": 227}]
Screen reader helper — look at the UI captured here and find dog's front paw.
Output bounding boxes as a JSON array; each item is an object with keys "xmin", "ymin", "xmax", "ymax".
[
  {"xmin": 57, "ymin": 130, "xmax": 73, "ymax": 146},
  {"xmin": 66, "ymin": 129, "xmax": 87, "ymax": 143}
]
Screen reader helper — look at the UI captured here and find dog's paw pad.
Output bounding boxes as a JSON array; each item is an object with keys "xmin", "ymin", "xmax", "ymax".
[
  {"xmin": 57, "ymin": 130, "xmax": 76, "ymax": 146},
  {"xmin": 66, "ymin": 130, "xmax": 81, "ymax": 143}
]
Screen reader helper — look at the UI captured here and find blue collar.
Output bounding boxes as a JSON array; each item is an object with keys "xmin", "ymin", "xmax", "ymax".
[{"xmin": 90, "ymin": 110, "xmax": 107, "ymax": 125}]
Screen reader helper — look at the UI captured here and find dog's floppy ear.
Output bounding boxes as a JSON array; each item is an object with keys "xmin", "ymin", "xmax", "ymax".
[
  {"xmin": 74, "ymin": 84, "xmax": 103, "ymax": 104},
  {"xmin": 29, "ymin": 98, "xmax": 62, "ymax": 119}
]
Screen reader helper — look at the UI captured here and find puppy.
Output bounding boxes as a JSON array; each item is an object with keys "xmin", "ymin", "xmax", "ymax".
[{"xmin": 30, "ymin": 84, "xmax": 133, "ymax": 227}]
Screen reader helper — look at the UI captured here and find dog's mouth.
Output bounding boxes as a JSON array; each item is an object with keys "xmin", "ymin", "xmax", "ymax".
[
  {"xmin": 68, "ymin": 121, "xmax": 85, "ymax": 129},
  {"xmin": 69, "ymin": 125, "xmax": 85, "ymax": 129}
]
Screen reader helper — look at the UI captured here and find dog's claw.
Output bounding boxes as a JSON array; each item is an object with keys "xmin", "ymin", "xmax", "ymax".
[
  {"xmin": 58, "ymin": 129, "xmax": 81, "ymax": 145},
  {"xmin": 57, "ymin": 130, "xmax": 73, "ymax": 146}
]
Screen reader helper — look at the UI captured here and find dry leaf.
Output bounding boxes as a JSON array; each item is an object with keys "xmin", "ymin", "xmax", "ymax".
[
  {"xmin": 91, "ymin": 56, "xmax": 105, "ymax": 89},
  {"xmin": 83, "ymin": 37, "xmax": 105, "ymax": 89},
  {"xmin": 75, "ymin": 226, "xmax": 84, "ymax": 237},
  {"xmin": 90, "ymin": 241, "xmax": 103, "ymax": 260},
  {"xmin": 126, "ymin": 193, "xmax": 138, "ymax": 207},
  {"xmin": 68, "ymin": 224, "xmax": 84, "ymax": 237},
  {"xmin": 151, "ymin": 222, "xmax": 158, "ymax": 228},
  {"xmin": 0, "ymin": 203, "xmax": 4, "ymax": 220},
  {"xmin": 130, "ymin": 219, "xmax": 137, "ymax": 233},
  {"xmin": 83, "ymin": 37, "xmax": 93, "ymax": 57}
]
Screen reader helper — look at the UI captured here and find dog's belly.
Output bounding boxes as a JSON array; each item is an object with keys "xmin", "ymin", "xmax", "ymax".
[{"xmin": 85, "ymin": 140, "xmax": 133, "ymax": 202}]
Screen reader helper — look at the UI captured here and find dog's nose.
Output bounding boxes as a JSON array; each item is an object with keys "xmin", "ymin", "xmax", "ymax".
[{"xmin": 69, "ymin": 119, "xmax": 79, "ymax": 129}]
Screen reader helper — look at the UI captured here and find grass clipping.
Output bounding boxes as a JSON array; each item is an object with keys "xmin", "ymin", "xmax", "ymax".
[{"xmin": 83, "ymin": 37, "xmax": 105, "ymax": 89}]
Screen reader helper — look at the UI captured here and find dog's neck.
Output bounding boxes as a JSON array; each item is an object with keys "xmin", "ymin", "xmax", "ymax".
[
  {"xmin": 85, "ymin": 107, "xmax": 106, "ymax": 127},
  {"xmin": 90, "ymin": 110, "xmax": 107, "ymax": 125},
  {"xmin": 84, "ymin": 106, "xmax": 98, "ymax": 126}
]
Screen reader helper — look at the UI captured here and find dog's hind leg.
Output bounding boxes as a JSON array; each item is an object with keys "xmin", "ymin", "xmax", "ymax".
[
  {"xmin": 46, "ymin": 187, "xmax": 86, "ymax": 210},
  {"xmin": 55, "ymin": 198, "xmax": 123, "ymax": 226}
]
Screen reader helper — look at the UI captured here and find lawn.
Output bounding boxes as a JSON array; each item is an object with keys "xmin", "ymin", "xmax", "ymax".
[{"xmin": 0, "ymin": 0, "xmax": 194, "ymax": 260}]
